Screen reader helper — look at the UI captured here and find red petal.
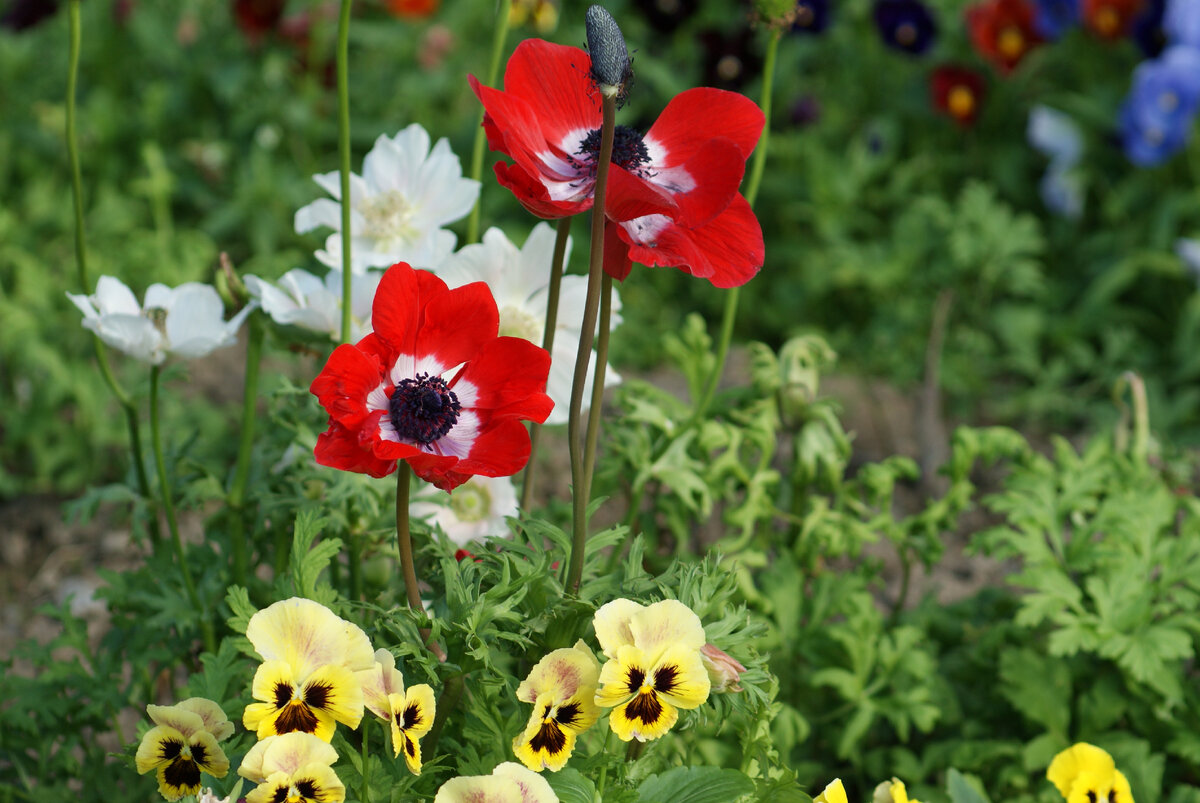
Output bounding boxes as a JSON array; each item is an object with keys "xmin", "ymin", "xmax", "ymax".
[
  {"xmin": 457, "ymin": 337, "xmax": 553, "ymax": 422},
  {"xmin": 372, "ymin": 263, "xmax": 449, "ymax": 356},
  {"xmin": 314, "ymin": 419, "xmax": 398, "ymax": 478},
  {"xmin": 646, "ymin": 88, "xmax": 764, "ymax": 163},
  {"xmin": 499, "ymin": 40, "xmax": 600, "ymax": 150},
  {"xmin": 494, "ymin": 161, "xmax": 589, "ymax": 219},
  {"xmin": 416, "ymin": 281, "xmax": 499, "ymax": 370},
  {"xmin": 603, "ymin": 219, "xmax": 634, "ymax": 282},
  {"xmin": 448, "ymin": 418, "xmax": 534, "ymax": 479},
  {"xmin": 310, "ymin": 343, "xmax": 385, "ymax": 428},
  {"xmin": 605, "ymin": 165, "xmax": 681, "ymax": 222}
]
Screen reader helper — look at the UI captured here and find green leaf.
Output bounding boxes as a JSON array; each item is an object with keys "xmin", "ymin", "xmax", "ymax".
[
  {"xmin": 998, "ymin": 649, "xmax": 1071, "ymax": 737},
  {"xmin": 946, "ymin": 769, "xmax": 992, "ymax": 803},
  {"xmin": 636, "ymin": 766, "xmax": 755, "ymax": 803},
  {"xmin": 289, "ymin": 509, "xmax": 340, "ymax": 603},
  {"xmin": 544, "ymin": 768, "xmax": 597, "ymax": 803}
]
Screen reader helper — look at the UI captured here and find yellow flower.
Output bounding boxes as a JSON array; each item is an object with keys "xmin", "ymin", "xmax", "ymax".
[
  {"xmin": 816, "ymin": 779, "xmax": 847, "ymax": 803},
  {"xmin": 355, "ymin": 648, "xmax": 437, "ymax": 773},
  {"xmin": 434, "ymin": 761, "xmax": 559, "ymax": 803},
  {"xmin": 592, "ymin": 599, "xmax": 711, "ymax": 742},
  {"xmin": 1048, "ymin": 743, "xmax": 1135, "ymax": 803},
  {"xmin": 513, "ymin": 641, "xmax": 603, "ymax": 772},
  {"xmin": 874, "ymin": 778, "xmax": 922, "ymax": 803},
  {"xmin": 135, "ymin": 699, "xmax": 232, "ymax": 801},
  {"xmin": 242, "ymin": 597, "xmax": 375, "ymax": 741},
  {"xmin": 238, "ymin": 732, "xmax": 345, "ymax": 803}
]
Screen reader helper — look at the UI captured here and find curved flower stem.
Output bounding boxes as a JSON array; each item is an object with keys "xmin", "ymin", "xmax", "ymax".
[
  {"xmin": 466, "ymin": 0, "xmax": 513, "ymax": 246},
  {"xmin": 149, "ymin": 366, "xmax": 216, "ymax": 654},
  {"xmin": 67, "ymin": 0, "xmax": 159, "ymax": 545},
  {"xmin": 520, "ymin": 215, "xmax": 573, "ymax": 512},
  {"xmin": 395, "ymin": 464, "xmax": 446, "ymax": 660},
  {"xmin": 226, "ymin": 310, "xmax": 263, "ymax": 588},
  {"xmin": 360, "ymin": 722, "xmax": 370, "ymax": 803},
  {"xmin": 582, "ymin": 273, "xmax": 614, "ymax": 497},
  {"xmin": 692, "ymin": 27, "xmax": 781, "ymax": 423},
  {"xmin": 336, "ymin": 0, "xmax": 354, "ymax": 344},
  {"xmin": 565, "ymin": 94, "xmax": 617, "ymax": 596}
]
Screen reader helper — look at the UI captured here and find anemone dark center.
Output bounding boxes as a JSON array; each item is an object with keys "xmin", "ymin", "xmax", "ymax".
[
  {"xmin": 576, "ymin": 125, "xmax": 651, "ymax": 174},
  {"xmin": 388, "ymin": 373, "xmax": 461, "ymax": 446}
]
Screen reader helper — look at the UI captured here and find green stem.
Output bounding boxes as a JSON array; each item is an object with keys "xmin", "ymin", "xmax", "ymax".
[
  {"xmin": 425, "ymin": 673, "xmax": 464, "ymax": 761},
  {"xmin": 466, "ymin": 0, "xmax": 513, "ymax": 245},
  {"xmin": 596, "ymin": 726, "xmax": 613, "ymax": 795},
  {"xmin": 67, "ymin": 0, "xmax": 160, "ymax": 545},
  {"xmin": 360, "ymin": 721, "xmax": 370, "ymax": 803},
  {"xmin": 520, "ymin": 216, "xmax": 573, "ymax": 512},
  {"xmin": 227, "ymin": 311, "xmax": 264, "ymax": 587},
  {"xmin": 396, "ymin": 464, "xmax": 445, "ymax": 660},
  {"xmin": 347, "ymin": 519, "xmax": 363, "ymax": 602},
  {"xmin": 582, "ymin": 273, "xmax": 613, "ymax": 497},
  {"xmin": 565, "ymin": 94, "xmax": 617, "ymax": 596},
  {"xmin": 150, "ymin": 366, "xmax": 216, "ymax": 654},
  {"xmin": 604, "ymin": 479, "xmax": 646, "ymax": 574},
  {"xmin": 337, "ymin": 0, "xmax": 354, "ymax": 344},
  {"xmin": 693, "ymin": 27, "xmax": 781, "ymax": 422}
]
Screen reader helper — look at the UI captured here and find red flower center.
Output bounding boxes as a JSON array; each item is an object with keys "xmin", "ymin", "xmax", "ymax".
[
  {"xmin": 388, "ymin": 373, "xmax": 462, "ymax": 445},
  {"xmin": 574, "ymin": 125, "xmax": 651, "ymax": 176}
]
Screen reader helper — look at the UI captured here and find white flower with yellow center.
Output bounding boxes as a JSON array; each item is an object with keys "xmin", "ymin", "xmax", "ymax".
[
  {"xmin": 242, "ymin": 597, "xmax": 376, "ymax": 742},
  {"xmin": 135, "ymin": 698, "xmax": 233, "ymax": 801},
  {"xmin": 238, "ymin": 732, "xmax": 345, "ymax": 803},
  {"xmin": 513, "ymin": 640, "xmax": 603, "ymax": 772},
  {"xmin": 436, "ymin": 224, "xmax": 621, "ymax": 426},
  {"xmin": 295, "ymin": 124, "xmax": 479, "ymax": 273},
  {"xmin": 355, "ymin": 648, "xmax": 437, "ymax": 774},
  {"xmin": 244, "ymin": 268, "xmax": 380, "ymax": 342},
  {"xmin": 592, "ymin": 598, "xmax": 711, "ymax": 742},
  {"xmin": 434, "ymin": 762, "xmax": 559, "ymax": 803},
  {"xmin": 410, "ymin": 474, "xmax": 518, "ymax": 546}
]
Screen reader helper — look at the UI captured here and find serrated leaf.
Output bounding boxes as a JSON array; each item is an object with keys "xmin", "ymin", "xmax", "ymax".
[
  {"xmin": 636, "ymin": 766, "xmax": 755, "ymax": 803},
  {"xmin": 289, "ymin": 509, "xmax": 340, "ymax": 601},
  {"xmin": 998, "ymin": 649, "xmax": 1070, "ymax": 737}
]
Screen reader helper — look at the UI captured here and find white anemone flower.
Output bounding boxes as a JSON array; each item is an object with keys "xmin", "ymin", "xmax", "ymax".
[
  {"xmin": 411, "ymin": 474, "xmax": 519, "ymax": 546},
  {"xmin": 67, "ymin": 276, "xmax": 255, "ymax": 365},
  {"xmin": 244, "ymin": 268, "xmax": 380, "ymax": 342},
  {"xmin": 437, "ymin": 224, "xmax": 621, "ymax": 426},
  {"xmin": 295, "ymin": 124, "xmax": 480, "ymax": 274}
]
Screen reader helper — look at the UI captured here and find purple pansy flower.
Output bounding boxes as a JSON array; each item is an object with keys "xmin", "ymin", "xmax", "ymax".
[{"xmin": 873, "ymin": 0, "xmax": 938, "ymax": 54}]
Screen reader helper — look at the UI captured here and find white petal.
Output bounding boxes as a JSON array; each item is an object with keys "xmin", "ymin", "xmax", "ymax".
[
  {"xmin": 93, "ymin": 276, "xmax": 142, "ymax": 315},
  {"xmin": 295, "ymin": 198, "xmax": 345, "ymax": 234}
]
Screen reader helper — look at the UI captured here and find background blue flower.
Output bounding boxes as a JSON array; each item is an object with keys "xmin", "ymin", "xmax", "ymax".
[{"xmin": 1033, "ymin": 0, "xmax": 1081, "ymax": 39}]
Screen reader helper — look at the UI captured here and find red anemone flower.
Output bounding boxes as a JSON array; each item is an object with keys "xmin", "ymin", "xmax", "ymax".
[
  {"xmin": 233, "ymin": 0, "xmax": 287, "ymax": 41},
  {"xmin": 310, "ymin": 263, "xmax": 553, "ymax": 491},
  {"xmin": 930, "ymin": 65, "xmax": 988, "ymax": 126},
  {"xmin": 1082, "ymin": 0, "xmax": 1144, "ymax": 38},
  {"xmin": 470, "ymin": 38, "xmax": 766, "ymax": 288},
  {"xmin": 966, "ymin": 0, "xmax": 1042, "ymax": 73}
]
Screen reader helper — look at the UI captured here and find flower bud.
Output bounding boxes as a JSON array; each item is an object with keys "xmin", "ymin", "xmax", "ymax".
[
  {"xmin": 700, "ymin": 643, "xmax": 747, "ymax": 693},
  {"xmin": 585, "ymin": 5, "xmax": 633, "ymax": 104}
]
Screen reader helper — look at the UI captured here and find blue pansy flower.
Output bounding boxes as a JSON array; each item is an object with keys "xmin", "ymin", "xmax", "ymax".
[
  {"xmin": 873, "ymin": 0, "xmax": 938, "ymax": 54},
  {"xmin": 792, "ymin": 0, "xmax": 831, "ymax": 34},
  {"xmin": 1120, "ymin": 46, "xmax": 1200, "ymax": 166},
  {"xmin": 1033, "ymin": 0, "xmax": 1081, "ymax": 39},
  {"xmin": 1132, "ymin": 0, "xmax": 1168, "ymax": 56},
  {"xmin": 1164, "ymin": 0, "xmax": 1200, "ymax": 47}
]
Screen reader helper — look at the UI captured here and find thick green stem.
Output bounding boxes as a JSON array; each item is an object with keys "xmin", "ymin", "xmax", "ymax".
[
  {"xmin": 227, "ymin": 311, "xmax": 264, "ymax": 587},
  {"xmin": 565, "ymin": 95, "xmax": 617, "ymax": 596},
  {"xmin": 396, "ymin": 465, "xmax": 445, "ymax": 660},
  {"xmin": 337, "ymin": 0, "xmax": 354, "ymax": 344},
  {"xmin": 67, "ymin": 0, "xmax": 160, "ymax": 545},
  {"xmin": 582, "ymin": 274, "xmax": 614, "ymax": 497},
  {"xmin": 150, "ymin": 366, "xmax": 216, "ymax": 654},
  {"xmin": 693, "ymin": 28, "xmax": 781, "ymax": 422},
  {"xmin": 520, "ymin": 216, "xmax": 573, "ymax": 511},
  {"xmin": 466, "ymin": 0, "xmax": 513, "ymax": 245}
]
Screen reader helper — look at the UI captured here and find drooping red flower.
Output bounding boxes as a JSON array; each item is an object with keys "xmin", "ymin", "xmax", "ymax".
[
  {"xmin": 930, "ymin": 65, "xmax": 988, "ymax": 126},
  {"xmin": 966, "ymin": 0, "xmax": 1042, "ymax": 73},
  {"xmin": 469, "ymin": 38, "xmax": 766, "ymax": 288},
  {"xmin": 310, "ymin": 263, "xmax": 553, "ymax": 491},
  {"xmin": 1082, "ymin": 0, "xmax": 1145, "ymax": 38}
]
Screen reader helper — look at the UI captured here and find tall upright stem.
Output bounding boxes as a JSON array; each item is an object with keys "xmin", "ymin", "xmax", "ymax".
[
  {"xmin": 582, "ymin": 274, "xmax": 614, "ymax": 497},
  {"xmin": 336, "ymin": 0, "xmax": 354, "ymax": 344},
  {"xmin": 395, "ymin": 464, "xmax": 445, "ymax": 660},
  {"xmin": 693, "ymin": 27, "xmax": 781, "ymax": 422},
  {"xmin": 565, "ymin": 95, "xmax": 617, "ymax": 596},
  {"xmin": 67, "ymin": 0, "xmax": 160, "ymax": 544},
  {"xmin": 227, "ymin": 311, "xmax": 264, "ymax": 587},
  {"xmin": 466, "ymin": 0, "xmax": 513, "ymax": 246},
  {"xmin": 150, "ymin": 366, "xmax": 216, "ymax": 654},
  {"xmin": 520, "ymin": 216, "xmax": 572, "ymax": 511}
]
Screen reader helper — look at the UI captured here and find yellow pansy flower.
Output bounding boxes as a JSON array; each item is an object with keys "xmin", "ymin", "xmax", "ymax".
[
  {"xmin": 135, "ymin": 699, "xmax": 232, "ymax": 801},
  {"xmin": 242, "ymin": 597, "xmax": 375, "ymax": 741},
  {"xmin": 1048, "ymin": 743, "xmax": 1135, "ymax": 803},
  {"xmin": 592, "ymin": 599, "xmax": 711, "ymax": 742},
  {"xmin": 874, "ymin": 778, "xmax": 922, "ymax": 803},
  {"xmin": 816, "ymin": 778, "xmax": 847, "ymax": 803},
  {"xmin": 239, "ymin": 732, "xmax": 345, "ymax": 803},
  {"xmin": 513, "ymin": 641, "xmax": 603, "ymax": 772},
  {"xmin": 434, "ymin": 761, "xmax": 559, "ymax": 803}
]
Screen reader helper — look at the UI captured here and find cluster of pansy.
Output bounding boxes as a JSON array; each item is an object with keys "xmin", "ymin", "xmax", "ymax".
[
  {"xmin": 135, "ymin": 698, "xmax": 234, "ymax": 801},
  {"xmin": 808, "ymin": 742, "xmax": 1134, "ymax": 803},
  {"xmin": 1119, "ymin": 3, "xmax": 1200, "ymax": 165},
  {"xmin": 509, "ymin": 598, "xmax": 747, "ymax": 772}
]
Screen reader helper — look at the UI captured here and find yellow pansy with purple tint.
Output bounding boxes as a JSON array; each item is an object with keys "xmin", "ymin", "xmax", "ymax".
[
  {"xmin": 356, "ymin": 648, "xmax": 437, "ymax": 773},
  {"xmin": 513, "ymin": 641, "xmax": 602, "ymax": 771},
  {"xmin": 434, "ymin": 762, "xmax": 559, "ymax": 803},
  {"xmin": 135, "ymin": 699, "xmax": 232, "ymax": 801},
  {"xmin": 238, "ymin": 732, "xmax": 345, "ymax": 803}
]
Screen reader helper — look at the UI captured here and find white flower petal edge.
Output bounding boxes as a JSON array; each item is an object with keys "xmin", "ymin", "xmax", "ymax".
[
  {"xmin": 410, "ymin": 474, "xmax": 519, "ymax": 545},
  {"xmin": 295, "ymin": 123, "xmax": 480, "ymax": 274},
  {"xmin": 245, "ymin": 268, "xmax": 381, "ymax": 342}
]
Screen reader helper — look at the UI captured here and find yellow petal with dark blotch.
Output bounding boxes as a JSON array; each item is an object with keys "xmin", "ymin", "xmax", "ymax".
[
  {"xmin": 146, "ymin": 705, "xmax": 207, "ymax": 740},
  {"xmin": 245, "ymin": 764, "xmax": 346, "ymax": 803},
  {"xmin": 516, "ymin": 642, "xmax": 602, "ymax": 704},
  {"xmin": 174, "ymin": 698, "xmax": 234, "ymax": 742},
  {"xmin": 628, "ymin": 600, "xmax": 706, "ymax": 663},
  {"xmin": 301, "ymin": 663, "xmax": 365, "ymax": 731},
  {"xmin": 357, "ymin": 649, "xmax": 405, "ymax": 723},
  {"xmin": 156, "ymin": 757, "xmax": 202, "ymax": 802},
  {"xmin": 554, "ymin": 692, "xmax": 601, "ymax": 736},
  {"xmin": 1066, "ymin": 769, "xmax": 1134, "ymax": 803},
  {"xmin": 136, "ymin": 725, "xmax": 186, "ymax": 774},
  {"xmin": 1049, "ymin": 744, "xmax": 1117, "ymax": 800},
  {"xmin": 189, "ymin": 730, "xmax": 230, "ymax": 778},
  {"xmin": 649, "ymin": 643, "xmax": 710, "ymax": 710},
  {"xmin": 392, "ymin": 684, "xmax": 437, "ymax": 739},
  {"xmin": 249, "ymin": 660, "xmax": 299, "ymax": 715},
  {"xmin": 816, "ymin": 779, "xmax": 848, "ymax": 803},
  {"xmin": 608, "ymin": 690, "xmax": 678, "ymax": 742},
  {"xmin": 245, "ymin": 770, "xmax": 293, "ymax": 803},
  {"xmin": 593, "ymin": 599, "xmax": 643, "ymax": 659},
  {"xmin": 595, "ymin": 644, "xmax": 647, "ymax": 709},
  {"xmin": 433, "ymin": 775, "xmax": 524, "ymax": 803},
  {"xmin": 513, "ymin": 716, "xmax": 575, "ymax": 772},
  {"xmin": 241, "ymin": 702, "xmax": 276, "ymax": 739},
  {"xmin": 1113, "ymin": 770, "xmax": 1134, "ymax": 803},
  {"xmin": 390, "ymin": 716, "xmax": 424, "ymax": 775},
  {"xmin": 246, "ymin": 598, "xmax": 376, "ymax": 679},
  {"xmin": 492, "ymin": 760, "xmax": 563, "ymax": 802}
]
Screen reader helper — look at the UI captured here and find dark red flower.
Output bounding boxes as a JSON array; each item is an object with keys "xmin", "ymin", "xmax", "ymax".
[
  {"xmin": 966, "ymin": 0, "xmax": 1042, "ymax": 73},
  {"xmin": 386, "ymin": 0, "xmax": 438, "ymax": 18},
  {"xmin": 1082, "ymin": 0, "xmax": 1144, "ymax": 38},
  {"xmin": 470, "ymin": 38, "xmax": 766, "ymax": 288},
  {"xmin": 233, "ymin": 0, "xmax": 287, "ymax": 40},
  {"xmin": 310, "ymin": 263, "xmax": 553, "ymax": 491},
  {"xmin": 930, "ymin": 65, "xmax": 987, "ymax": 126}
]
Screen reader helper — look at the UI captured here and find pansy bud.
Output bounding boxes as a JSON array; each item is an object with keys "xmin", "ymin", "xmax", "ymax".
[
  {"xmin": 700, "ymin": 643, "xmax": 747, "ymax": 693},
  {"xmin": 585, "ymin": 5, "xmax": 633, "ymax": 103}
]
